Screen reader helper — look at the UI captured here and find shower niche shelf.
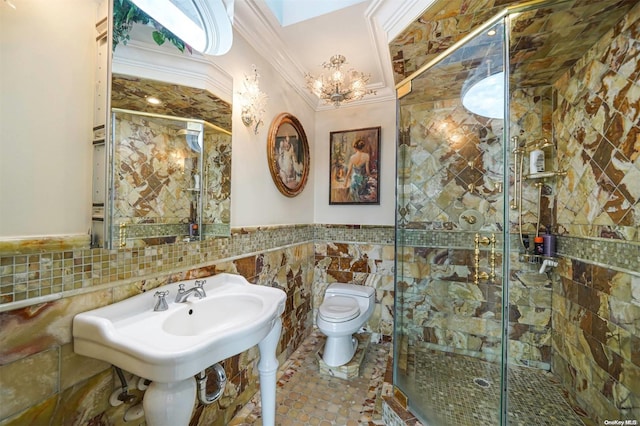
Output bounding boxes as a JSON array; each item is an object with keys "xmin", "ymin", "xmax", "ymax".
[
  {"xmin": 519, "ymin": 253, "xmax": 557, "ymax": 263},
  {"xmin": 524, "ymin": 170, "xmax": 566, "ymax": 180}
]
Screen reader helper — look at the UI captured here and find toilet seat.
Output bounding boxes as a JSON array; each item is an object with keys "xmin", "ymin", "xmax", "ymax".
[{"xmin": 319, "ymin": 296, "xmax": 360, "ymax": 322}]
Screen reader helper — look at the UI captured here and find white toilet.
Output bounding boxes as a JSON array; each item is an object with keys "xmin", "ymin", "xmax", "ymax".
[{"xmin": 316, "ymin": 283, "xmax": 375, "ymax": 367}]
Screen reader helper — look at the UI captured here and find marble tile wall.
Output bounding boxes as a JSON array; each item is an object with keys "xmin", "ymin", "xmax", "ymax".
[
  {"xmin": 0, "ymin": 224, "xmax": 395, "ymax": 425},
  {"xmin": 313, "ymin": 225, "xmax": 396, "ymax": 339},
  {"xmin": 553, "ymin": 4, "xmax": 640, "ymax": 238},
  {"xmin": 550, "ymin": 4, "xmax": 640, "ymax": 422},
  {"xmin": 398, "ymin": 97, "xmax": 505, "ymax": 232},
  {"xmin": 552, "ymin": 251, "xmax": 640, "ymax": 423}
]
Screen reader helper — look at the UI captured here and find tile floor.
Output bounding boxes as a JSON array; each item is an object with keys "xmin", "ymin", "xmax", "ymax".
[
  {"xmin": 230, "ymin": 333, "xmax": 585, "ymax": 426},
  {"xmin": 229, "ymin": 331, "xmax": 391, "ymax": 426}
]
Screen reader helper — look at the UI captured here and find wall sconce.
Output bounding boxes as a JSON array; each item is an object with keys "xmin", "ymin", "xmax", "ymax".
[{"xmin": 237, "ymin": 65, "xmax": 267, "ymax": 134}]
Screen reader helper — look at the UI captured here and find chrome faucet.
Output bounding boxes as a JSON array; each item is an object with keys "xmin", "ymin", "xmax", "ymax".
[{"xmin": 175, "ymin": 280, "xmax": 207, "ymax": 303}]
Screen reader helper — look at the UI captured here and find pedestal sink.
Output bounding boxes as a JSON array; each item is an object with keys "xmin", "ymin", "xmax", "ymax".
[{"xmin": 73, "ymin": 273, "xmax": 286, "ymax": 426}]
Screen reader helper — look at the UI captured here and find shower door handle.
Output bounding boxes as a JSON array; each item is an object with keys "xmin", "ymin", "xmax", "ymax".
[
  {"xmin": 119, "ymin": 222, "xmax": 127, "ymax": 248},
  {"xmin": 474, "ymin": 233, "xmax": 496, "ymax": 284}
]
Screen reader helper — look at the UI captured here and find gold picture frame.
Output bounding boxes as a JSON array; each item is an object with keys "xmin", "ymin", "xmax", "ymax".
[{"xmin": 267, "ymin": 113, "xmax": 310, "ymax": 197}]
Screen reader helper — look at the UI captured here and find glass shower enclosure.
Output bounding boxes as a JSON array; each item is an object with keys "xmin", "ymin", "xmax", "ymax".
[
  {"xmin": 392, "ymin": 0, "xmax": 631, "ymax": 423},
  {"xmin": 395, "ymin": 17, "xmax": 512, "ymax": 424}
]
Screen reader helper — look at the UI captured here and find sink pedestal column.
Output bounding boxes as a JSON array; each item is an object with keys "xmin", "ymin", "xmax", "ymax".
[
  {"xmin": 258, "ymin": 318, "xmax": 282, "ymax": 426},
  {"xmin": 143, "ymin": 378, "xmax": 196, "ymax": 426}
]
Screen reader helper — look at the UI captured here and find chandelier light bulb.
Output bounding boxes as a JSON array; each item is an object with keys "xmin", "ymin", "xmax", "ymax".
[{"xmin": 312, "ymin": 79, "xmax": 323, "ymax": 97}]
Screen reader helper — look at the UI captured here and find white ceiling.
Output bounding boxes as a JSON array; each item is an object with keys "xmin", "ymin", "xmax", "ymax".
[
  {"xmin": 263, "ymin": 0, "xmax": 368, "ymax": 26},
  {"xmin": 234, "ymin": 0, "xmax": 436, "ymax": 110}
]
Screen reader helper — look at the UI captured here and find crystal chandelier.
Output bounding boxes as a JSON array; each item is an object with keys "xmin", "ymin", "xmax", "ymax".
[{"xmin": 305, "ymin": 54, "xmax": 376, "ymax": 107}]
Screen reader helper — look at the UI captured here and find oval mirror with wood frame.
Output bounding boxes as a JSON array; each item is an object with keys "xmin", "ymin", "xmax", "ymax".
[{"xmin": 266, "ymin": 113, "xmax": 310, "ymax": 198}]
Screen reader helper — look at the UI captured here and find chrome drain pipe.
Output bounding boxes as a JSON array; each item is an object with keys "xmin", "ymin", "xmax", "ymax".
[{"xmin": 195, "ymin": 363, "xmax": 227, "ymax": 405}]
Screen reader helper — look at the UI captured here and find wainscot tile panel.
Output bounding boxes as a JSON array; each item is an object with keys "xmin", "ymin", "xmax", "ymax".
[
  {"xmin": 0, "ymin": 226, "xmax": 314, "ymax": 425},
  {"xmin": 0, "ymin": 224, "xmax": 394, "ymax": 425}
]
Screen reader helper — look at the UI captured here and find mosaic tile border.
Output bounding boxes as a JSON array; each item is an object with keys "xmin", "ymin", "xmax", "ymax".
[
  {"xmin": 117, "ymin": 222, "xmax": 231, "ymax": 240},
  {"xmin": 398, "ymin": 229, "xmax": 505, "ymax": 249},
  {"xmin": 557, "ymin": 235, "xmax": 640, "ymax": 277},
  {"xmin": 314, "ymin": 224, "xmax": 395, "ymax": 244},
  {"xmin": 0, "ymin": 225, "xmax": 311, "ymax": 308},
  {"xmin": 397, "ymin": 230, "xmax": 640, "ymax": 278},
  {"xmin": 3, "ymin": 226, "xmax": 635, "ymax": 308},
  {"xmin": 0, "ymin": 224, "xmax": 392, "ymax": 309}
]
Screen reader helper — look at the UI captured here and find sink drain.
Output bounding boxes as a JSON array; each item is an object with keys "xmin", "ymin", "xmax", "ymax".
[{"xmin": 473, "ymin": 377, "xmax": 491, "ymax": 388}]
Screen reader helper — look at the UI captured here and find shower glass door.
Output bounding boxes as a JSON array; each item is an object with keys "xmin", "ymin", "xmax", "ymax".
[{"xmin": 394, "ymin": 18, "xmax": 509, "ymax": 425}]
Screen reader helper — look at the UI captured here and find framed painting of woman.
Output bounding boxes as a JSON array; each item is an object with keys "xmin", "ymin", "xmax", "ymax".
[
  {"xmin": 267, "ymin": 113, "xmax": 310, "ymax": 197},
  {"xmin": 329, "ymin": 126, "xmax": 380, "ymax": 205}
]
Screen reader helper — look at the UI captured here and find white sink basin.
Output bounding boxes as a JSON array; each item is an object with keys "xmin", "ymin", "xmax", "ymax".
[
  {"xmin": 162, "ymin": 294, "xmax": 264, "ymax": 336},
  {"xmin": 73, "ymin": 273, "xmax": 286, "ymax": 383}
]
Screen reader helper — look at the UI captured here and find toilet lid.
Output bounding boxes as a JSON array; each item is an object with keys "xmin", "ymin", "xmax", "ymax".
[{"xmin": 319, "ymin": 296, "xmax": 360, "ymax": 322}]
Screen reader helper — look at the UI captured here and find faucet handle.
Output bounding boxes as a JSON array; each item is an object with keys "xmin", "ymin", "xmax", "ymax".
[
  {"xmin": 153, "ymin": 291, "xmax": 169, "ymax": 311},
  {"xmin": 177, "ymin": 283, "xmax": 186, "ymax": 293},
  {"xmin": 194, "ymin": 279, "xmax": 207, "ymax": 297}
]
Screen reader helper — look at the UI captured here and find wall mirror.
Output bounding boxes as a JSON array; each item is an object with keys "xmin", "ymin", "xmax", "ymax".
[
  {"xmin": 0, "ymin": 1, "xmax": 232, "ymax": 254},
  {"xmin": 93, "ymin": 5, "xmax": 233, "ymax": 249}
]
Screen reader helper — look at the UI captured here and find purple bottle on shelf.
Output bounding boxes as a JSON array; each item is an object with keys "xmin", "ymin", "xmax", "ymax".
[{"xmin": 542, "ymin": 226, "xmax": 556, "ymax": 257}]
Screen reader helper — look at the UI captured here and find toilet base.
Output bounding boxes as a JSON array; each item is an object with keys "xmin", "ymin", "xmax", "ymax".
[
  {"xmin": 318, "ymin": 333, "xmax": 370, "ymax": 380},
  {"xmin": 322, "ymin": 334, "xmax": 358, "ymax": 367}
]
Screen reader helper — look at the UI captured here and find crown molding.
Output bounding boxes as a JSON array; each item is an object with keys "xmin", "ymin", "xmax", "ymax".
[
  {"xmin": 363, "ymin": 0, "xmax": 398, "ymax": 104},
  {"xmin": 112, "ymin": 39, "xmax": 233, "ymax": 103},
  {"xmin": 375, "ymin": 0, "xmax": 435, "ymax": 41}
]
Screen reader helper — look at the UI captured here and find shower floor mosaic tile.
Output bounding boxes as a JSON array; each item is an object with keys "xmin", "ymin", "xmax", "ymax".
[
  {"xmin": 229, "ymin": 331, "xmax": 390, "ymax": 426},
  {"xmin": 411, "ymin": 350, "xmax": 585, "ymax": 426}
]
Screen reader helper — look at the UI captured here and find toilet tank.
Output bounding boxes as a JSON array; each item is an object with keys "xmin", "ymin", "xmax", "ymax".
[{"xmin": 326, "ymin": 283, "xmax": 375, "ymax": 299}]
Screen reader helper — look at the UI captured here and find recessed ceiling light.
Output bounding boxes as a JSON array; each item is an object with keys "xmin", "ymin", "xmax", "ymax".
[
  {"xmin": 146, "ymin": 96, "xmax": 161, "ymax": 105},
  {"xmin": 487, "ymin": 29, "xmax": 497, "ymax": 36}
]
